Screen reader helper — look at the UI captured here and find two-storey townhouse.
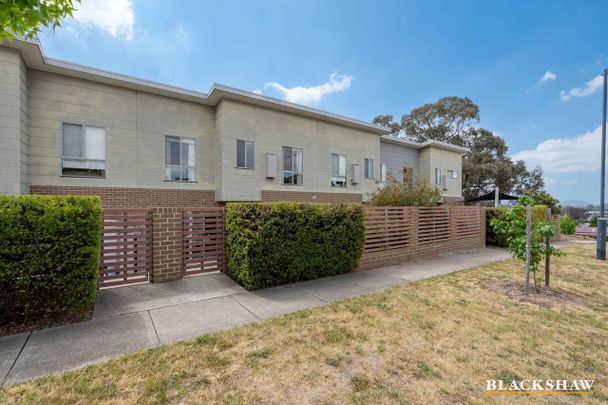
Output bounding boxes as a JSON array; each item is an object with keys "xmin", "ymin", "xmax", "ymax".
[
  {"xmin": 380, "ymin": 136, "xmax": 468, "ymax": 204},
  {"xmin": 0, "ymin": 38, "xmax": 466, "ymax": 206}
]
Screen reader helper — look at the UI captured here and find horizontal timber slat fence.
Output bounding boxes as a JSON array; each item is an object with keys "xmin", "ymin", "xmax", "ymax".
[
  {"xmin": 183, "ymin": 208, "xmax": 225, "ymax": 275},
  {"xmin": 359, "ymin": 206, "xmax": 485, "ymax": 270},
  {"xmin": 99, "ymin": 208, "xmax": 152, "ymax": 288},
  {"xmin": 98, "ymin": 205, "xmax": 486, "ymax": 287}
]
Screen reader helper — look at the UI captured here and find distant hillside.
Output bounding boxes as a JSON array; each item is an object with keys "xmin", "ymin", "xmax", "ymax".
[{"xmin": 562, "ymin": 200, "xmax": 595, "ymax": 208}]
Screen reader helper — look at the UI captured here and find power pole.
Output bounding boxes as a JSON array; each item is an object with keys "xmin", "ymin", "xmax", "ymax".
[
  {"xmin": 598, "ymin": 69, "xmax": 608, "ymax": 260},
  {"xmin": 525, "ymin": 205, "xmax": 532, "ymax": 294},
  {"xmin": 545, "ymin": 207, "xmax": 551, "ymax": 287}
]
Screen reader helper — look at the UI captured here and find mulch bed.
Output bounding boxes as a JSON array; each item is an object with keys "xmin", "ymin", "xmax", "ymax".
[
  {"xmin": 0, "ymin": 308, "xmax": 93, "ymax": 337},
  {"xmin": 483, "ymin": 280, "xmax": 587, "ymax": 309}
]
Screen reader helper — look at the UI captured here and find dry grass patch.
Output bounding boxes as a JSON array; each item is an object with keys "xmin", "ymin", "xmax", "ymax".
[{"xmin": 2, "ymin": 245, "xmax": 608, "ymax": 404}]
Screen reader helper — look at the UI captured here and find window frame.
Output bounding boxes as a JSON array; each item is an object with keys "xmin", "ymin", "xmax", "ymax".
[
  {"xmin": 331, "ymin": 153, "xmax": 348, "ymax": 188},
  {"xmin": 282, "ymin": 146, "xmax": 303, "ymax": 186},
  {"xmin": 380, "ymin": 164, "xmax": 387, "ymax": 183},
  {"xmin": 165, "ymin": 136, "xmax": 197, "ymax": 182},
  {"xmin": 236, "ymin": 139, "xmax": 255, "ymax": 169},
  {"xmin": 434, "ymin": 168, "xmax": 442, "ymax": 185},
  {"xmin": 60, "ymin": 122, "xmax": 107, "ymax": 178},
  {"xmin": 447, "ymin": 169, "xmax": 458, "ymax": 179},
  {"xmin": 364, "ymin": 158, "xmax": 374, "ymax": 179}
]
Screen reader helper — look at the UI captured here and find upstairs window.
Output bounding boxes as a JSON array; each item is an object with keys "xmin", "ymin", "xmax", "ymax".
[
  {"xmin": 165, "ymin": 136, "xmax": 196, "ymax": 181},
  {"xmin": 331, "ymin": 153, "xmax": 347, "ymax": 187},
  {"xmin": 380, "ymin": 164, "xmax": 387, "ymax": 183},
  {"xmin": 61, "ymin": 123, "xmax": 106, "ymax": 177},
  {"xmin": 447, "ymin": 169, "xmax": 458, "ymax": 179},
  {"xmin": 283, "ymin": 146, "xmax": 303, "ymax": 185},
  {"xmin": 236, "ymin": 140, "xmax": 255, "ymax": 169},
  {"xmin": 364, "ymin": 158, "xmax": 374, "ymax": 179},
  {"xmin": 434, "ymin": 168, "xmax": 442, "ymax": 185}
]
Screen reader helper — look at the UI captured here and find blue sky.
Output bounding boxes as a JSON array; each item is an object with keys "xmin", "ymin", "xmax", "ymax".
[{"xmin": 39, "ymin": 0, "xmax": 608, "ymax": 203}]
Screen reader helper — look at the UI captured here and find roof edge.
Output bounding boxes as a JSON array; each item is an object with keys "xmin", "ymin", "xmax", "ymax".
[
  {"xmin": 1, "ymin": 37, "xmax": 389, "ymax": 135},
  {"xmin": 380, "ymin": 135, "xmax": 470, "ymax": 154}
]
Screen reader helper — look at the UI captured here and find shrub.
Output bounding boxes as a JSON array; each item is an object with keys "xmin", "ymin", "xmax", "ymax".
[
  {"xmin": 485, "ymin": 207, "xmax": 508, "ymax": 247},
  {"xmin": 532, "ymin": 204, "xmax": 549, "ymax": 223},
  {"xmin": 225, "ymin": 202, "xmax": 365, "ymax": 290},
  {"xmin": 590, "ymin": 216, "xmax": 598, "ymax": 227},
  {"xmin": 368, "ymin": 169, "xmax": 442, "ymax": 206},
  {"xmin": 560, "ymin": 215, "xmax": 576, "ymax": 235},
  {"xmin": 523, "ymin": 190, "xmax": 560, "ymax": 214},
  {"xmin": 491, "ymin": 196, "xmax": 561, "ymax": 291},
  {"xmin": 0, "ymin": 195, "xmax": 102, "ymax": 322}
]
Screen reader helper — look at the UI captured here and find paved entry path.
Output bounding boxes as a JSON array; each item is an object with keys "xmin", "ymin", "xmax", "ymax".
[{"xmin": 0, "ymin": 241, "xmax": 590, "ymax": 384}]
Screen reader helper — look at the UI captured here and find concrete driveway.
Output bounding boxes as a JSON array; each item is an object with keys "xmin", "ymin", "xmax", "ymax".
[{"xmin": 0, "ymin": 241, "xmax": 588, "ymax": 384}]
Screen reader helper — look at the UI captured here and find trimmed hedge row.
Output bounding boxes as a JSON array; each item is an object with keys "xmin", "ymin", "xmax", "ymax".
[
  {"xmin": 0, "ymin": 195, "xmax": 102, "ymax": 322},
  {"xmin": 485, "ymin": 207, "xmax": 508, "ymax": 247},
  {"xmin": 486, "ymin": 204, "xmax": 549, "ymax": 247},
  {"xmin": 225, "ymin": 202, "xmax": 365, "ymax": 290}
]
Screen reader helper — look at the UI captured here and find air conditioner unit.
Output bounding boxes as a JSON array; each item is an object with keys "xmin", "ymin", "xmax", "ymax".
[
  {"xmin": 351, "ymin": 163, "xmax": 361, "ymax": 184},
  {"xmin": 266, "ymin": 153, "xmax": 277, "ymax": 179},
  {"xmin": 442, "ymin": 174, "xmax": 448, "ymax": 190}
]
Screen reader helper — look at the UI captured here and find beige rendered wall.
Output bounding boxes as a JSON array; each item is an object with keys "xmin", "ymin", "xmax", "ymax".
[
  {"xmin": 418, "ymin": 146, "xmax": 463, "ymax": 198},
  {"xmin": 214, "ymin": 99, "xmax": 380, "ymax": 202},
  {"xmin": 26, "ymin": 69, "xmax": 215, "ymax": 190},
  {"xmin": 0, "ymin": 47, "xmax": 27, "ymax": 194}
]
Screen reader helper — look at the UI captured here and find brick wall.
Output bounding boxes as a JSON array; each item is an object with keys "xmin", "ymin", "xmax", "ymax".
[
  {"xmin": 30, "ymin": 185, "xmax": 219, "ymax": 208},
  {"xmin": 151, "ymin": 207, "xmax": 184, "ymax": 282},
  {"xmin": 261, "ymin": 190, "xmax": 362, "ymax": 203}
]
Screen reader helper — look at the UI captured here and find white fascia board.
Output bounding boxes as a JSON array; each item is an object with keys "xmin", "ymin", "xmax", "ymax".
[{"xmin": 2, "ymin": 38, "xmax": 389, "ymax": 134}]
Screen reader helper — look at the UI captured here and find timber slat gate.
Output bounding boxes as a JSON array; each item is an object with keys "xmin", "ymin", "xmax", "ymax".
[
  {"xmin": 99, "ymin": 208, "xmax": 152, "ymax": 289},
  {"xmin": 183, "ymin": 208, "xmax": 225, "ymax": 275}
]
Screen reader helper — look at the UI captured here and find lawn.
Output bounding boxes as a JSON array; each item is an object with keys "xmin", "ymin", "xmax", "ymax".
[{"xmin": 1, "ymin": 244, "xmax": 607, "ymax": 404}]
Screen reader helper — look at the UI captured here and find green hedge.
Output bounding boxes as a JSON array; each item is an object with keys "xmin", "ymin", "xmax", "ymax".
[
  {"xmin": 486, "ymin": 205, "xmax": 549, "ymax": 247},
  {"xmin": 486, "ymin": 207, "xmax": 508, "ymax": 247},
  {"xmin": 225, "ymin": 202, "xmax": 365, "ymax": 290},
  {"xmin": 0, "ymin": 195, "xmax": 102, "ymax": 322}
]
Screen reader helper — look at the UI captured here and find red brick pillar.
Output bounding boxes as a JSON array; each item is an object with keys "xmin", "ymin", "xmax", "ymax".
[{"xmin": 151, "ymin": 207, "xmax": 184, "ymax": 282}]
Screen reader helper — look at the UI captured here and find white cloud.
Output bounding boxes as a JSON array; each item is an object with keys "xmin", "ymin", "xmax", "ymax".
[
  {"xmin": 73, "ymin": 0, "xmax": 135, "ymax": 40},
  {"xmin": 560, "ymin": 74, "xmax": 603, "ymax": 101},
  {"xmin": 544, "ymin": 176, "xmax": 557, "ymax": 186},
  {"xmin": 512, "ymin": 126, "xmax": 601, "ymax": 173},
  {"xmin": 536, "ymin": 70, "xmax": 556, "ymax": 86},
  {"xmin": 252, "ymin": 89, "xmax": 262, "ymax": 95},
  {"xmin": 264, "ymin": 73, "xmax": 354, "ymax": 105}
]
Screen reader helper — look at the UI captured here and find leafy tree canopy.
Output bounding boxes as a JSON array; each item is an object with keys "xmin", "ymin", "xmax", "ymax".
[
  {"xmin": 401, "ymin": 96, "xmax": 479, "ymax": 145},
  {"xmin": 0, "ymin": 0, "xmax": 78, "ymax": 41},
  {"xmin": 373, "ymin": 97, "xmax": 549, "ymax": 201}
]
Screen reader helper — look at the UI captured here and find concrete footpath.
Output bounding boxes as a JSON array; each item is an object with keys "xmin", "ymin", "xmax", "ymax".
[{"xmin": 0, "ymin": 241, "xmax": 589, "ymax": 384}]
